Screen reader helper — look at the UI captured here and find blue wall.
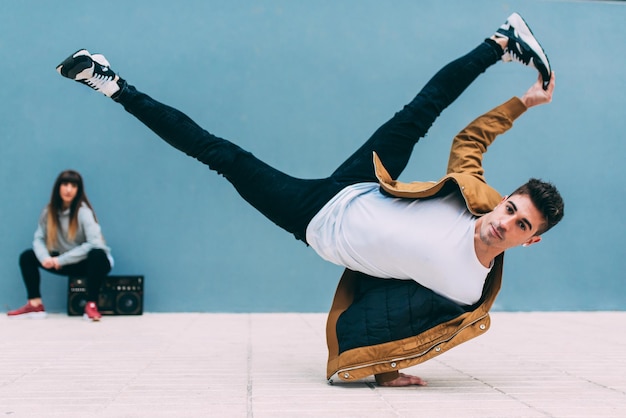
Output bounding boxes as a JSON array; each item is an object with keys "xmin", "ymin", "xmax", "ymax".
[{"xmin": 1, "ymin": 0, "xmax": 625, "ymax": 313}]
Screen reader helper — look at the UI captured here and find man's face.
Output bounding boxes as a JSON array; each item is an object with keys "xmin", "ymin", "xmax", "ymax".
[{"xmin": 477, "ymin": 194, "xmax": 545, "ymax": 252}]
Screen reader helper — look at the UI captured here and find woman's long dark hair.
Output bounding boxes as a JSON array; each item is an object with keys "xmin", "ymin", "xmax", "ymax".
[{"xmin": 46, "ymin": 170, "xmax": 97, "ymax": 249}]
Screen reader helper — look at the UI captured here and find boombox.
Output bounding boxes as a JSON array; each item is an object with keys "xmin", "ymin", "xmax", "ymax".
[{"xmin": 68, "ymin": 275, "xmax": 144, "ymax": 316}]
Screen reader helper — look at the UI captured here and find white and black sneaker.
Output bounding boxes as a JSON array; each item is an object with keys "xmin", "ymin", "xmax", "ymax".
[
  {"xmin": 495, "ymin": 13, "xmax": 551, "ymax": 89},
  {"xmin": 56, "ymin": 49, "xmax": 121, "ymax": 97}
]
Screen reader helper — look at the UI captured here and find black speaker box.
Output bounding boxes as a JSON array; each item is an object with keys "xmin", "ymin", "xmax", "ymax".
[{"xmin": 68, "ymin": 275, "xmax": 144, "ymax": 316}]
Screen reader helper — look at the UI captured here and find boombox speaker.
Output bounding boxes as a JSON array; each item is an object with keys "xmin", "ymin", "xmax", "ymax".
[{"xmin": 68, "ymin": 275, "xmax": 144, "ymax": 316}]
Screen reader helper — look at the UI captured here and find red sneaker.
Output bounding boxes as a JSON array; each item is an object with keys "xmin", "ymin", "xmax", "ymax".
[
  {"xmin": 7, "ymin": 303, "xmax": 47, "ymax": 319},
  {"xmin": 84, "ymin": 302, "xmax": 102, "ymax": 321}
]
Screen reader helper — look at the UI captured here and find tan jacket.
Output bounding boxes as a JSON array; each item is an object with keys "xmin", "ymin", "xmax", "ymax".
[{"xmin": 325, "ymin": 97, "xmax": 528, "ymax": 383}]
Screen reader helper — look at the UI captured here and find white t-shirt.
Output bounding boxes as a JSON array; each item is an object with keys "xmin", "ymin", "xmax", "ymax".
[{"xmin": 306, "ymin": 182, "xmax": 490, "ymax": 305}]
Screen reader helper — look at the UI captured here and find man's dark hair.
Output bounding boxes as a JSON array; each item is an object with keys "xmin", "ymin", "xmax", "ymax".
[{"xmin": 510, "ymin": 178, "xmax": 564, "ymax": 236}]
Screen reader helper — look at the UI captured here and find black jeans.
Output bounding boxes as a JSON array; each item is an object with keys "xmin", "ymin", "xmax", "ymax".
[
  {"xmin": 115, "ymin": 41, "xmax": 501, "ymax": 242},
  {"xmin": 19, "ymin": 249, "xmax": 111, "ymax": 301}
]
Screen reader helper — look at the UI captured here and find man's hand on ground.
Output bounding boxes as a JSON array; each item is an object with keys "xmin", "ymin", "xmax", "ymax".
[
  {"xmin": 521, "ymin": 72, "xmax": 555, "ymax": 108},
  {"xmin": 377, "ymin": 372, "xmax": 428, "ymax": 387}
]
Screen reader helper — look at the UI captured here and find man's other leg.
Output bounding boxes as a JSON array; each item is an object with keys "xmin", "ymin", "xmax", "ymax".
[
  {"xmin": 330, "ymin": 40, "xmax": 502, "ymax": 184},
  {"xmin": 57, "ymin": 50, "xmax": 341, "ymax": 241},
  {"xmin": 111, "ymin": 84, "xmax": 341, "ymax": 241}
]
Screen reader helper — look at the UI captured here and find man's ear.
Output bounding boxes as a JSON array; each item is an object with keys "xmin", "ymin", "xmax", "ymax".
[{"xmin": 522, "ymin": 236, "xmax": 542, "ymax": 247}]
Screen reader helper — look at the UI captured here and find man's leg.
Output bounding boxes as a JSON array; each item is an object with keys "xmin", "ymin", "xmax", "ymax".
[
  {"xmin": 56, "ymin": 50, "xmax": 340, "ymax": 242},
  {"xmin": 112, "ymin": 83, "xmax": 340, "ymax": 241},
  {"xmin": 330, "ymin": 11, "xmax": 553, "ymax": 185},
  {"xmin": 329, "ymin": 40, "xmax": 502, "ymax": 184}
]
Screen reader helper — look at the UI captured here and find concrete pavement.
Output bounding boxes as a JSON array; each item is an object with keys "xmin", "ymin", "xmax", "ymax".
[{"xmin": 1, "ymin": 312, "xmax": 625, "ymax": 417}]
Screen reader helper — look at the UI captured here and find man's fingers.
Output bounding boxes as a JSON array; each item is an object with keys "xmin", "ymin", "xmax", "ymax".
[
  {"xmin": 543, "ymin": 72, "xmax": 555, "ymax": 94},
  {"xmin": 379, "ymin": 372, "xmax": 428, "ymax": 387}
]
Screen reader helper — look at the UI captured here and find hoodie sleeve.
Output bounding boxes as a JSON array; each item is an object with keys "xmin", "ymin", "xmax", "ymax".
[
  {"xmin": 56, "ymin": 206, "xmax": 109, "ymax": 266},
  {"xmin": 32, "ymin": 209, "xmax": 51, "ymax": 263}
]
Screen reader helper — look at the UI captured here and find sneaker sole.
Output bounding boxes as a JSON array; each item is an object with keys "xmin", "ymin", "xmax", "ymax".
[
  {"xmin": 7, "ymin": 311, "xmax": 48, "ymax": 319},
  {"xmin": 507, "ymin": 13, "xmax": 551, "ymax": 85},
  {"xmin": 83, "ymin": 313, "xmax": 101, "ymax": 322},
  {"xmin": 56, "ymin": 49, "xmax": 94, "ymax": 80}
]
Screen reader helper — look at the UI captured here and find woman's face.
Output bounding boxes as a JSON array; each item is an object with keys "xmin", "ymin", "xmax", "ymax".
[{"xmin": 59, "ymin": 182, "xmax": 78, "ymax": 208}]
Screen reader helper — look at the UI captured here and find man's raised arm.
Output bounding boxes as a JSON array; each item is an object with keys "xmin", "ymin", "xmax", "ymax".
[{"xmin": 446, "ymin": 73, "xmax": 556, "ymax": 178}]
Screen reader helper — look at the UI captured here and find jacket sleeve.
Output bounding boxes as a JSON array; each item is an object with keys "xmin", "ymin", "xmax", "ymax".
[{"xmin": 446, "ymin": 97, "xmax": 527, "ymax": 178}]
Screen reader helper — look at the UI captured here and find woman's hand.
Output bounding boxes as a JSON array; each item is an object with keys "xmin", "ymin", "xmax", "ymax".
[{"xmin": 42, "ymin": 257, "xmax": 61, "ymax": 270}]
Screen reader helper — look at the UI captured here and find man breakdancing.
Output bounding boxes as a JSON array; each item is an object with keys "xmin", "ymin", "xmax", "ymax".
[{"xmin": 56, "ymin": 12, "xmax": 563, "ymax": 387}]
